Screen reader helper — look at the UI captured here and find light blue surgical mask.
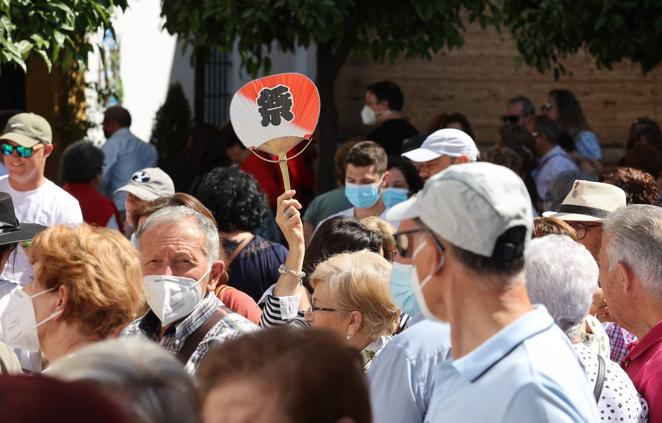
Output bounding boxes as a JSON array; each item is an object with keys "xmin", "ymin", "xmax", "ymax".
[
  {"xmin": 382, "ymin": 188, "xmax": 409, "ymax": 208},
  {"xmin": 345, "ymin": 182, "xmax": 381, "ymax": 209},
  {"xmin": 389, "ymin": 262, "xmax": 420, "ymax": 317}
]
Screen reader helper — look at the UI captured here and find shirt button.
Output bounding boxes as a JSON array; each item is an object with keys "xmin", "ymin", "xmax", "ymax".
[{"xmin": 175, "ymin": 340, "xmax": 180, "ymax": 346}]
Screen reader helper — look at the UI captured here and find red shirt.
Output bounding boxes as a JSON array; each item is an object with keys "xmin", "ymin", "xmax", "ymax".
[
  {"xmin": 240, "ymin": 153, "xmax": 282, "ymax": 210},
  {"xmin": 63, "ymin": 183, "xmax": 122, "ymax": 232},
  {"xmin": 622, "ymin": 320, "xmax": 662, "ymax": 423}
]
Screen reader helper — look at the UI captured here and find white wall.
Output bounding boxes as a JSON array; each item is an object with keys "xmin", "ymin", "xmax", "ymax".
[{"xmin": 112, "ymin": 0, "xmax": 194, "ymax": 141}]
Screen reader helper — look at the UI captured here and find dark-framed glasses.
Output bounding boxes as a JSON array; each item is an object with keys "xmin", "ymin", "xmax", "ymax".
[
  {"xmin": 0, "ymin": 142, "xmax": 43, "ymax": 158},
  {"xmin": 501, "ymin": 114, "xmax": 520, "ymax": 124},
  {"xmin": 310, "ymin": 305, "xmax": 337, "ymax": 313},
  {"xmin": 567, "ymin": 222, "xmax": 601, "ymax": 240}
]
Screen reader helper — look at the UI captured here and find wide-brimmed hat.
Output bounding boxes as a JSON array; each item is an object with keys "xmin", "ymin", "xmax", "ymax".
[
  {"xmin": 0, "ymin": 193, "xmax": 46, "ymax": 245},
  {"xmin": 543, "ymin": 180, "xmax": 626, "ymax": 223}
]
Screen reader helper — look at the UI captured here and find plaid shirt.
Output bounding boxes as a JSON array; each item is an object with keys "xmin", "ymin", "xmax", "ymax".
[
  {"xmin": 604, "ymin": 322, "xmax": 638, "ymax": 365},
  {"xmin": 122, "ymin": 293, "xmax": 258, "ymax": 374}
]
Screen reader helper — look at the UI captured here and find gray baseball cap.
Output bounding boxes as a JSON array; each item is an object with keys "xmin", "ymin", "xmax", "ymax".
[
  {"xmin": 115, "ymin": 167, "xmax": 175, "ymax": 201},
  {"xmin": 1, "ymin": 113, "xmax": 52, "ymax": 148},
  {"xmin": 386, "ymin": 162, "xmax": 532, "ymax": 257}
]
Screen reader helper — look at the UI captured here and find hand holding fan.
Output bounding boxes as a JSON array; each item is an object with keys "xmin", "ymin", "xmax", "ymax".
[{"xmin": 230, "ymin": 72, "xmax": 320, "ymax": 192}]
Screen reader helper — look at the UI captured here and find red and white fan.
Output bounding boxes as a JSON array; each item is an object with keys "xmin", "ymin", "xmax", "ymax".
[{"xmin": 230, "ymin": 72, "xmax": 320, "ymax": 191}]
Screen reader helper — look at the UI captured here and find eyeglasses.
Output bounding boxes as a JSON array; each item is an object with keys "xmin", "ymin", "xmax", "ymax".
[
  {"xmin": 501, "ymin": 114, "xmax": 520, "ymax": 124},
  {"xmin": 0, "ymin": 142, "xmax": 43, "ymax": 158},
  {"xmin": 393, "ymin": 225, "xmax": 446, "ymax": 259},
  {"xmin": 310, "ymin": 305, "xmax": 337, "ymax": 313},
  {"xmin": 567, "ymin": 222, "xmax": 601, "ymax": 240},
  {"xmin": 541, "ymin": 102, "xmax": 556, "ymax": 112}
]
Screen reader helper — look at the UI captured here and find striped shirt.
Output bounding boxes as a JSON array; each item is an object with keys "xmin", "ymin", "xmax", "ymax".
[{"xmin": 122, "ymin": 293, "xmax": 258, "ymax": 374}]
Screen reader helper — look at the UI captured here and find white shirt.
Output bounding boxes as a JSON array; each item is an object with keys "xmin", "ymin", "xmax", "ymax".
[{"xmin": 0, "ymin": 176, "xmax": 83, "ymax": 284}]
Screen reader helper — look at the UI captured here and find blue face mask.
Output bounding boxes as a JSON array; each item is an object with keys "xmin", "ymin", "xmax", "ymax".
[
  {"xmin": 389, "ymin": 262, "xmax": 420, "ymax": 317},
  {"xmin": 345, "ymin": 182, "xmax": 381, "ymax": 209},
  {"xmin": 382, "ymin": 187, "xmax": 409, "ymax": 208}
]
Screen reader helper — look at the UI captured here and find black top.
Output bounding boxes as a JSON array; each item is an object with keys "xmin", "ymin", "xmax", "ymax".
[
  {"xmin": 224, "ymin": 235, "xmax": 288, "ymax": 302},
  {"xmin": 367, "ymin": 118, "xmax": 419, "ymax": 157}
]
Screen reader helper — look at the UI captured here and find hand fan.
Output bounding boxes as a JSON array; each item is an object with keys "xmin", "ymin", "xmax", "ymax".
[{"xmin": 230, "ymin": 72, "xmax": 320, "ymax": 191}]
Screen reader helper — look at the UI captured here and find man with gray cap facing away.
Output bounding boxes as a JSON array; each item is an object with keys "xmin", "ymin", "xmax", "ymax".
[
  {"xmin": 115, "ymin": 167, "xmax": 175, "ymax": 236},
  {"xmin": 0, "ymin": 113, "xmax": 82, "ymax": 284},
  {"xmin": 386, "ymin": 162, "xmax": 598, "ymax": 422},
  {"xmin": 402, "ymin": 128, "xmax": 478, "ymax": 181}
]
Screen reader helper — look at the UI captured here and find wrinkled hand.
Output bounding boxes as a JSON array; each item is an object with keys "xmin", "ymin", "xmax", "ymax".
[
  {"xmin": 275, "ymin": 190, "xmax": 304, "ymax": 249},
  {"xmin": 589, "ymin": 287, "xmax": 610, "ymax": 323}
]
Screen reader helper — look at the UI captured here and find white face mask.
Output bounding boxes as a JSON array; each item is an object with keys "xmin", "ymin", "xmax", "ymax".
[
  {"xmin": 411, "ymin": 241, "xmax": 443, "ymax": 322},
  {"xmin": 361, "ymin": 105, "xmax": 377, "ymax": 126},
  {"xmin": 143, "ymin": 267, "xmax": 211, "ymax": 326},
  {"xmin": 0, "ymin": 287, "xmax": 62, "ymax": 352}
]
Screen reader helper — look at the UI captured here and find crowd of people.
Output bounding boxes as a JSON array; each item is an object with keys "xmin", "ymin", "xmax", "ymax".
[{"xmin": 0, "ymin": 79, "xmax": 661, "ymax": 423}]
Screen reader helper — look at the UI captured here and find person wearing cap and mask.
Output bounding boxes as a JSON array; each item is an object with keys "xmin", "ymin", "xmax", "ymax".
[
  {"xmin": 386, "ymin": 162, "xmax": 598, "ymax": 422},
  {"xmin": 362, "ymin": 81, "xmax": 419, "ymax": 157},
  {"xmin": 402, "ymin": 128, "xmax": 478, "ymax": 181},
  {"xmin": 0, "ymin": 192, "xmax": 45, "ymax": 373},
  {"xmin": 115, "ymin": 167, "xmax": 175, "ymax": 236},
  {"xmin": 101, "ymin": 106, "xmax": 158, "ymax": 216},
  {"xmin": 0, "ymin": 113, "xmax": 83, "ymax": 285},
  {"xmin": 122, "ymin": 205, "xmax": 257, "ymax": 374}
]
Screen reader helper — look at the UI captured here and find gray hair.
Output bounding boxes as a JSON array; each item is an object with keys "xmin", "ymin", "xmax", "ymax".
[
  {"xmin": 507, "ymin": 96, "xmax": 535, "ymax": 116},
  {"xmin": 525, "ymin": 235, "xmax": 598, "ymax": 342},
  {"xmin": 603, "ymin": 205, "xmax": 662, "ymax": 298},
  {"xmin": 47, "ymin": 338, "xmax": 199, "ymax": 423},
  {"xmin": 136, "ymin": 205, "xmax": 220, "ymax": 262}
]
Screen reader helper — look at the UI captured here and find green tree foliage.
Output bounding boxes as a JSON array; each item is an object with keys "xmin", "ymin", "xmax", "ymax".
[
  {"xmin": 498, "ymin": 0, "xmax": 662, "ymax": 77},
  {"xmin": 151, "ymin": 82, "xmax": 192, "ymax": 167},
  {"xmin": 161, "ymin": 0, "xmax": 497, "ymax": 191},
  {"xmin": 0, "ymin": 0, "xmax": 127, "ymax": 72}
]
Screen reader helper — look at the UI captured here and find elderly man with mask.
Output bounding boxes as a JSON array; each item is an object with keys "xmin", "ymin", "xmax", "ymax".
[
  {"xmin": 122, "ymin": 206, "xmax": 257, "ymax": 374},
  {"xmin": 599, "ymin": 205, "xmax": 662, "ymax": 422},
  {"xmin": 402, "ymin": 128, "xmax": 477, "ymax": 181},
  {"xmin": 386, "ymin": 162, "xmax": 598, "ymax": 421}
]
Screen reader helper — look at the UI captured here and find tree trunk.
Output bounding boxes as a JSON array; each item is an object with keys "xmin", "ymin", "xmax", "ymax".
[{"xmin": 315, "ymin": 42, "xmax": 340, "ymax": 194}]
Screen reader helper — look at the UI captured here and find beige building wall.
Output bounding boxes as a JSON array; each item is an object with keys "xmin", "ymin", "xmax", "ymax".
[{"xmin": 336, "ymin": 21, "xmax": 662, "ymax": 163}]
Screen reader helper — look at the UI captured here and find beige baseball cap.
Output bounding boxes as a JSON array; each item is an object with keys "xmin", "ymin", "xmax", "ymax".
[
  {"xmin": 386, "ymin": 162, "xmax": 532, "ymax": 258},
  {"xmin": 543, "ymin": 180, "xmax": 626, "ymax": 223},
  {"xmin": 115, "ymin": 167, "xmax": 175, "ymax": 201},
  {"xmin": 1, "ymin": 113, "xmax": 52, "ymax": 148}
]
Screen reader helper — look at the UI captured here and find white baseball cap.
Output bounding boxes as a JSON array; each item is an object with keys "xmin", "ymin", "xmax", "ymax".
[
  {"xmin": 543, "ymin": 180, "xmax": 626, "ymax": 223},
  {"xmin": 386, "ymin": 162, "xmax": 532, "ymax": 258},
  {"xmin": 402, "ymin": 128, "xmax": 478, "ymax": 163},
  {"xmin": 115, "ymin": 167, "xmax": 175, "ymax": 201}
]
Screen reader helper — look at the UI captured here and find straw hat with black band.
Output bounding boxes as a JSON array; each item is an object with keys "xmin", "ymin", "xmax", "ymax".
[{"xmin": 543, "ymin": 180, "xmax": 627, "ymax": 223}]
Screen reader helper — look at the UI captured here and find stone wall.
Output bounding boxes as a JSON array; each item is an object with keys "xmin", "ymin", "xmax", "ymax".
[{"xmin": 335, "ymin": 20, "xmax": 662, "ymax": 163}]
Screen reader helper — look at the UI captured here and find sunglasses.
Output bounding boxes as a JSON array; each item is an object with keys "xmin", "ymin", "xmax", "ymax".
[
  {"xmin": 0, "ymin": 142, "xmax": 43, "ymax": 158},
  {"xmin": 501, "ymin": 114, "xmax": 520, "ymax": 124}
]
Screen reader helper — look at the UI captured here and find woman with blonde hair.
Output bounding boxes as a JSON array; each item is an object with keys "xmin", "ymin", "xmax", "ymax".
[
  {"xmin": 0, "ymin": 224, "xmax": 144, "ymax": 367},
  {"xmin": 261, "ymin": 191, "xmax": 399, "ymax": 370}
]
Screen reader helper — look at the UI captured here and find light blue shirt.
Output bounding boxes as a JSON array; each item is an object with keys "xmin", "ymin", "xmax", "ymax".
[
  {"xmin": 425, "ymin": 306, "xmax": 599, "ymax": 423},
  {"xmin": 574, "ymin": 131, "xmax": 602, "ymax": 161},
  {"xmin": 368, "ymin": 318, "xmax": 451, "ymax": 423},
  {"xmin": 101, "ymin": 128, "xmax": 158, "ymax": 211},
  {"xmin": 532, "ymin": 145, "xmax": 578, "ymax": 200}
]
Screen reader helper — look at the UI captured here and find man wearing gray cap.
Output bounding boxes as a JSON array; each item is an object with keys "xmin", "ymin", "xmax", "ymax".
[
  {"xmin": 115, "ymin": 167, "xmax": 175, "ymax": 235},
  {"xmin": 402, "ymin": 128, "xmax": 478, "ymax": 181},
  {"xmin": 386, "ymin": 162, "xmax": 598, "ymax": 422},
  {"xmin": 0, "ymin": 113, "xmax": 82, "ymax": 284}
]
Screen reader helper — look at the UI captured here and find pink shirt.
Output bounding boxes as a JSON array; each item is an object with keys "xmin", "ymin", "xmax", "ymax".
[{"xmin": 623, "ymin": 320, "xmax": 662, "ymax": 423}]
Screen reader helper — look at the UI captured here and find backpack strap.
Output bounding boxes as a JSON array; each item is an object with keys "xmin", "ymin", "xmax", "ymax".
[
  {"xmin": 593, "ymin": 354, "xmax": 606, "ymax": 403},
  {"xmin": 176, "ymin": 306, "xmax": 231, "ymax": 365}
]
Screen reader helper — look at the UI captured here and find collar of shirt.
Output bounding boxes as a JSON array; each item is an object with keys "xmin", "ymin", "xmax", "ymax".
[
  {"xmin": 450, "ymin": 305, "xmax": 556, "ymax": 383},
  {"xmin": 108, "ymin": 127, "xmax": 131, "ymax": 141},
  {"xmin": 624, "ymin": 319, "xmax": 662, "ymax": 363},
  {"xmin": 138, "ymin": 292, "xmax": 220, "ymax": 340},
  {"xmin": 539, "ymin": 145, "xmax": 569, "ymax": 165},
  {"xmin": 362, "ymin": 335, "xmax": 391, "ymax": 370}
]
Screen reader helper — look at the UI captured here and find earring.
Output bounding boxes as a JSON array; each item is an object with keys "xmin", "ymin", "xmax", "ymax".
[{"xmin": 346, "ymin": 334, "xmax": 352, "ymax": 340}]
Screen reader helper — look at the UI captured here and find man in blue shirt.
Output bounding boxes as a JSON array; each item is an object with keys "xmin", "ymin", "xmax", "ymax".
[
  {"xmin": 386, "ymin": 162, "xmax": 598, "ymax": 422},
  {"xmin": 101, "ymin": 106, "xmax": 158, "ymax": 214}
]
